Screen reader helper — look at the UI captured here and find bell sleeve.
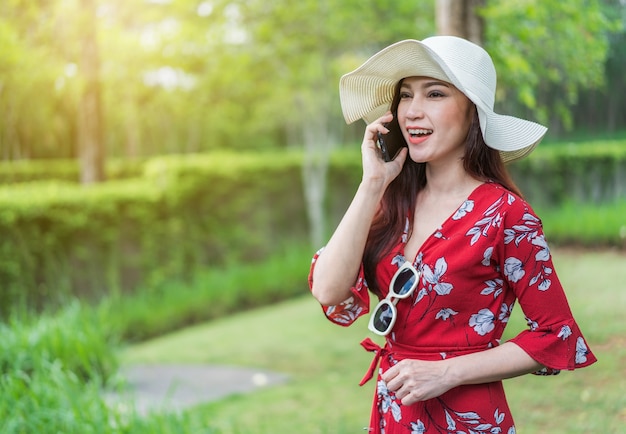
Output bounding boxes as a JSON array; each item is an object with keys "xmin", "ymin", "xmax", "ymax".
[
  {"xmin": 308, "ymin": 247, "xmax": 370, "ymax": 326},
  {"xmin": 495, "ymin": 197, "xmax": 597, "ymax": 374}
]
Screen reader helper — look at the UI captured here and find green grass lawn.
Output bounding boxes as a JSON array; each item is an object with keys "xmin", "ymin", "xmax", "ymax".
[{"xmin": 121, "ymin": 248, "xmax": 626, "ymax": 433}]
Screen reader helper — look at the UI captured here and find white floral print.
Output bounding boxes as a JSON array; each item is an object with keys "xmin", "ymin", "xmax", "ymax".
[
  {"xmin": 391, "ymin": 254, "xmax": 406, "ymax": 268},
  {"xmin": 525, "ymin": 316, "xmax": 539, "ymax": 331},
  {"xmin": 499, "ymin": 303, "xmax": 513, "ymax": 322},
  {"xmin": 504, "ymin": 212, "xmax": 541, "ymax": 246},
  {"xmin": 481, "ymin": 278, "xmax": 504, "ymax": 298},
  {"xmin": 466, "ymin": 196, "xmax": 504, "ymax": 245},
  {"xmin": 576, "ymin": 336, "xmax": 589, "ymax": 364},
  {"xmin": 378, "ymin": 380, "xmax": 402, "ymax": 422},
  {"xmin": 453, "ymin": 199, "xmax": 474, "ymax": 220},
  {"xmin": 444, "ymin": 408, "xmax": 509, "ymax": 433},
  {"xmin": 532, "ymin": 234, "xmax": 551, "ymax": 261},
  {"xmin": 421, "ymin": 257, "xmax": 453, "ymax": 296},
  {"xmin": 436, "ymin": 308, "xmax": 459, "ymax": 321},
  {"xmin": 558, "ymin": 325, "xmax": 572, "ymax": 340},
  {"xmin": 504, "ymin": 257, "xmax": 525, "ymax": 282},
  {"xmin": 410, "ymin": 420, "xmax": 426, "ymax": 434},
  {"xmin": 529, "ymin": 264, "xmax": 553, "ymax": 291},
  {"xmin": 469, "ymin": 308, "xmax": 496, "ymax": 336},
  {"xmin": 482, "ymin": 246, "xmax": 494, "ymax": 266},
  {"xmin": 324, "ymin": 297, "xmax": 364, "ymax": 324}
]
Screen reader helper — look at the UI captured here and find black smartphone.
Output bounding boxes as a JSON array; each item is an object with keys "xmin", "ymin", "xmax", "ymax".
[{"xmin": 377, "ymin": 123, "xmax": 404, "ymax": 162}]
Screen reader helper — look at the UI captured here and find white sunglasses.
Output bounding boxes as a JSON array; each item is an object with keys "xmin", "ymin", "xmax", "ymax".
[{"xmin": 368, "ymin": 261, "xmax": 420, "ymax": 336}]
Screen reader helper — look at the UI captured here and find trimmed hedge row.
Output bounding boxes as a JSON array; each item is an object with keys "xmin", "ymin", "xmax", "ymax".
[
  {"xmin": 509, "ymin": 140, "xmax": 626, "ymax": 206},
  {"xmin": 0, "ymin": 141, "xmax": 624, "ymax": 315},
  {"xmin": 0, "ymin": 158, "xmax": 144, "ymax": 184},
  {"xmin": 326, "ymin": 139, "xmax": 626, "ymax": 210},
  {"xmin": 0, "ymin": 152, "xmax": 310, "ymax": 316}
]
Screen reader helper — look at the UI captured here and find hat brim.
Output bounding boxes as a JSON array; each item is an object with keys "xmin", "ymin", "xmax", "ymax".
[
  {"xmin": 340, "ymin": 40, "xmax": 454, "ymax": 125},
  {"xmin": 339, "ymin": 39, "xmax": 547, "ymax": 163}
]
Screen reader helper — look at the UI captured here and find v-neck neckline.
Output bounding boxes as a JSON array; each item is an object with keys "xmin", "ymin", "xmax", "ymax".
[{"xmin": 403, "ymin": 181, "xmax": 489, "ymax": 263}]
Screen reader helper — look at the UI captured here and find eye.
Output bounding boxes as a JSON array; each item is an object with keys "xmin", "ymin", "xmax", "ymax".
[
  {"xmin": 400, "ymin": 91, "xmax": 412, "ymax": 99},
  {"xmin": 428, "ymin": 90, "xmax": 446, "ymax": 98}
]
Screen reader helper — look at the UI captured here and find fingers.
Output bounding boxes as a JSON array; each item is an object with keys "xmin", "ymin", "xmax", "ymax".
[
  {"xmin": 364, "ymin": 112, "xmax": 393, "ymax": 146},
  {"xmin": 382, "ymin": 364, "xmax": 406, "ymax": 395},
  {"xmin": 361, "ymin": 112, "xmax": 404, "ymax": 186},
  {"xmin": 395, "ymin": 389, "xmax": 418, "ymax": 406},
  {"xmin": 381, "ymin": 359, "xmax": 451, "ymax": 405}
]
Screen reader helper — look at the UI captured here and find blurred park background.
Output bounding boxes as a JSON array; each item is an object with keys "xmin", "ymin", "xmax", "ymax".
[{"xmin": 1, "ymin": 0, "xmax": 625, "ymax": 433}]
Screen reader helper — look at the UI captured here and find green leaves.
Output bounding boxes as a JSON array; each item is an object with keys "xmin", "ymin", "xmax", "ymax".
[{"xmin": 482, "ymin": 0, "xmax": 620, "ymax": 128}]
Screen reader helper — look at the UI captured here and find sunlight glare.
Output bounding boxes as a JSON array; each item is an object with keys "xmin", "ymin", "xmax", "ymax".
[{"xmin": 197, "ymin": 2, "xmax": 213, "ymax": 17}]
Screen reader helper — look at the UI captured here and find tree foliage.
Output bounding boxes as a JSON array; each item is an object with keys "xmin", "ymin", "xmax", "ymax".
[
  {"xmin": 0, "ymin": 0, "xmax": 623, "ymax": 162},
  {"xmin": 482, "ymin": 0, "xmax": 622, "ymax": 130}
]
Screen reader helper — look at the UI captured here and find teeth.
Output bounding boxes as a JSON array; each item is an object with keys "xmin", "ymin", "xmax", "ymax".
[{"xmin": 408, "ymin": 128, "xmax": 433, "ymax": 136}]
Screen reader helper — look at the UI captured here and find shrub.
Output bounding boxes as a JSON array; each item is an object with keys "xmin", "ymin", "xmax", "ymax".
[
  {"xmin": 0, "ymin": 152, "xmax": 309, "ymax": 316},
  {"xmin": 106, "ymin": 243, "xmax": 313, "ymax": 342},
  {"xmin": 509, "ymin": 140, "xmax": 626, "ymax": 206},
  {"xmin": 537, "ymin": 200, "xmax": 626, "ymax": 249},
  {"xmin": 0, "ymin": 158, "xmax": 144, "ymax": 184},
  {"xmin": 0, "ymin": 360, "xmax": 213, "ymax": 434},
  {"xmin": 0, "ymin": 301, "xmax": 215, "ymax": 433},
  {"xmin": 0, "ymin": 300, "xmax": 118, "ymax": 383},
  {"xmin": 0, "ymin": 143, "xmax": 624, "ymax": 316}
]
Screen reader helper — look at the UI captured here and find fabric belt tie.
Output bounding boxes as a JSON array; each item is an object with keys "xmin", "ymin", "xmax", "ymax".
[
  {"xmin": 359, "ymin": 337, "xmax": 387, "ymax": 386},
  {"xmin": 359, "ymin": 338, "xmax": 496, "ymax": 386}
]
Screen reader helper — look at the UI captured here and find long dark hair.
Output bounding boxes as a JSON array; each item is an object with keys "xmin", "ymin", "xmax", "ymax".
[{"xmin": 362, "ymin": 80, "xmax": 522, "ymax": 296}]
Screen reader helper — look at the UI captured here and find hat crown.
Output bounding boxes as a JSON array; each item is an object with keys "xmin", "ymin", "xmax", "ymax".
[{"xmin": 421, "ymin": 36, "xmax": 496, "ymax": 110}]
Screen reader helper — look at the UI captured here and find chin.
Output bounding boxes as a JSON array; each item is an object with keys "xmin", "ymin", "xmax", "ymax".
[{"xmin": 407, "ymin": 149, "xmax": 428, "ymax": 164}]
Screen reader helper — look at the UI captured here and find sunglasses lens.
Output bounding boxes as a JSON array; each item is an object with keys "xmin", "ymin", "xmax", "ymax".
[
  {"xmin": 371, "ymin": 302, "xmax": 394, "ymax": 334},
  {"xmin": 393, "ymin": 267, "xmax": 417, "ymax": 296}
]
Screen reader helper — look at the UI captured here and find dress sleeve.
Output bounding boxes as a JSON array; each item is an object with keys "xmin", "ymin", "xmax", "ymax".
[
  {"xmin": 495, "ymin": 197, "xmax": 597, "ymax": 374},
  {"xmin": 308, "ymin": 248, "xmax": 370, "ymax": 326}
]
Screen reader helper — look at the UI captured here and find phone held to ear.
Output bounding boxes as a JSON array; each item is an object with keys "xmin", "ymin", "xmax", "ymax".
[{"xmin": 377, "ymin": 124, "xmax": 404, "ymax": 162}]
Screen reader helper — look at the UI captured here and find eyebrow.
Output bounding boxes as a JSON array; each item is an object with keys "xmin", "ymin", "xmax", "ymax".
[{"xmin": 401, "ymin": 80, "xmax": 450, "ymax": 90}]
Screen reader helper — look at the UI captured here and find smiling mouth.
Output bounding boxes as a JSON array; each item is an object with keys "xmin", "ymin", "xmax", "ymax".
[{"xmin": 408, "ymin": 128, "xmax": 433, "ymax": 138}]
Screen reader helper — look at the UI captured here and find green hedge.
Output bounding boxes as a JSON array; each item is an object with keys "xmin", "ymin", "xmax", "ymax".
[
  {"xmin": 0, "ymin": 158, "xmax": 145, "ymax": 184},
  {"xmin": 0, "ymin": 152, "xmax": 309, "ymax": 316},
  {"xmin": 509, "ymin": 140, "xmax": 626, "ymax": 206},
  {"xmin": 326, "ymin": 139, "xmax": 626, "ymax": 209},
  {"xmin": 106, "ymin": 243, "xmax": 312, "ymax": 342},
  {"xmin": 0, "ymin": 142, "xmax": 624, "ymax": 316}
]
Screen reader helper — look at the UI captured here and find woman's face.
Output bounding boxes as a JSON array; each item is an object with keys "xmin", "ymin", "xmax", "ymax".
[{"xmin": 396, "ymin": 76, "xmax": 473, "ymax": 166}]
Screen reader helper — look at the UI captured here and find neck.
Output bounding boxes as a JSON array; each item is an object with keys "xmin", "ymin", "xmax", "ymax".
[{"xmin": 423, "ymin": 160, "xmax": 482, "ymax": 197}]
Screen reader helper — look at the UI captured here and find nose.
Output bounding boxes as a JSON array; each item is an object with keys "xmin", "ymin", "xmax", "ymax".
[{"xmin": 405, "ymin": 97, "xmax": 424, "ymax": 119}]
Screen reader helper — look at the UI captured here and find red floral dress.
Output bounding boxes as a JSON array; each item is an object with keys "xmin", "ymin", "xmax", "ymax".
[{"xmin": 308, "ymin": 182, "xmax": 596, "ymax": 434}]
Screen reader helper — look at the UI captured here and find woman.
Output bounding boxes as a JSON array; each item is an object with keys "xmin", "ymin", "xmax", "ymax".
[{"xmin": 308, "ymin": 36, "xmax": 596, "ymax": 433}]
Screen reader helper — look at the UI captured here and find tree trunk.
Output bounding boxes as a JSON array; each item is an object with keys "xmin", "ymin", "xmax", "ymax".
[
  {"xmin": 302, "ymin": 113, "xmax": 332, "ymax": 250},
  {"xmin": 77, "ymin": 0, "xmax": 105, "ymax": 184},
  {"xmin": 297, "ymin": 90, "xmax": 334, "ymax": 249},
  {"xmin": 436, "ymin": 0, "xmax": 485, "ymax": 45}
]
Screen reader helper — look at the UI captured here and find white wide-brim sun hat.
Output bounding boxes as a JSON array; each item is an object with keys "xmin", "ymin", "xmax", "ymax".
[{"xmin": 339, "ymin": 36, "xmax": 547, "ymax": 163}]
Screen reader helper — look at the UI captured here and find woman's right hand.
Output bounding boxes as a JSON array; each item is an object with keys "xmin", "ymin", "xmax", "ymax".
[
  {"xmin": 311, "ymin": 113, "xmax": 408, "ymax": 307},
  {"xmin": 361, "ymin": 112, "xmax": 408, "ymax": 190}
]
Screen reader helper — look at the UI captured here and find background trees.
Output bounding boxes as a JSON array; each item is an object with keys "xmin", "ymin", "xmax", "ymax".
[{"xmin": 0, "ymin": 0, "xmax": 623, "ymax": 164}]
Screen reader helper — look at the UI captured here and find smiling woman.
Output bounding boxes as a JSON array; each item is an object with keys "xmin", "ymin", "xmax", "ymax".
[{"xmin": 308, "ymin": 36, "xmax": 597, "ymax": 434}]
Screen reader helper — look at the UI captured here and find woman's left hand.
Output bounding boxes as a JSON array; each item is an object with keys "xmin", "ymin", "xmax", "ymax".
[{"xmin": 381, "ymin": 359, "xmax": 456, "ymax": 406}]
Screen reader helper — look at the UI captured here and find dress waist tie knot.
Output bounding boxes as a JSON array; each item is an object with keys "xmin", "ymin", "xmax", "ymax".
[
  {"xmin": 359, "ymin": 338, "xmax": 387, "ymax": 386},
  {"xmin": 359, "ymin": 337, "xmax": 499, "ymax": 386}
]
